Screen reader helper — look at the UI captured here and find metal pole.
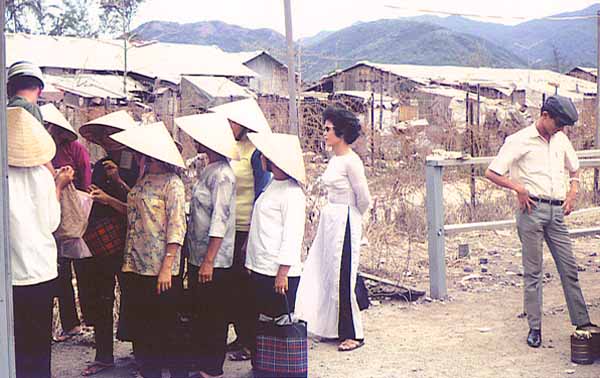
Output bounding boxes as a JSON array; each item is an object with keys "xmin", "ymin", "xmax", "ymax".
[
  {"xmin": 0, "ymin": 0, "xmax": 17, "ymax": 374},
  {"xmin": 283, "ymin": 0, "xmax": 298, "ymax": 135},
  {"xmin": 426, "ymin": 161, "xmax": 447, "ymax": 299}
]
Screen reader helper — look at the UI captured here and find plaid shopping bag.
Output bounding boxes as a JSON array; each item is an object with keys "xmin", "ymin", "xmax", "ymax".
[
  {"xmin": 254, "ymin": 296, "xmax": 308, "ymax": 378},
  {"xmin": 83, "ymin": 216, "xmax": 127, "ymax": 257}
]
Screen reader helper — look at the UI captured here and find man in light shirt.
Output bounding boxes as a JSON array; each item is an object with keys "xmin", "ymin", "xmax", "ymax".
[
  {"xmin": 7, "ymin": 107, "xmax": 74, "ymax": 378},
  {"xmin": 485, "ymin": 95, "xmax": 598, "ymax": 348}
]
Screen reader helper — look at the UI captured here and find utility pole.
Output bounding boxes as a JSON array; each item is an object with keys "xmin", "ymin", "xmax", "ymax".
[
  {"xmin": 283, "ymin": 0, "xmax": 298, "ymax": 135},
  {"xmin": 102, "ymin": 0, "xmax": 129, "ymax": 96},
  {"xmin": 0, "ymin": 0, "xmax": 17, "ymax": 375},
  {"xmin": 595, "ymin": 10, "xmax": 600, "ymax": 198},
  {"xmin": 123, "ymin": 0, "xmax": 128, "ymax": 97}
]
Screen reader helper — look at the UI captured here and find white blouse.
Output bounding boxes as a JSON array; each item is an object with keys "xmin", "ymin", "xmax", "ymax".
[
  {"xmin": 9, "ymin": 166, "xmax": 61, "ymax": 286},
  {"xmin": 322, "ymin": 150, "xmax": 371, "ymax": 215},
  {"xmin": 245, "ymin": 179, "xmax": 306, "ymax": 277}
]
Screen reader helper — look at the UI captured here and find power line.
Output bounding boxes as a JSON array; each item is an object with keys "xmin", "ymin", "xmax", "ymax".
[{"xmin": 384, "ymin": 5, "xmax": 599, "ymax": 22}]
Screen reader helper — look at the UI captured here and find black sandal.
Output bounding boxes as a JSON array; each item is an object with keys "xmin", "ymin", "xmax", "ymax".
[{"xmin": 338, "ymin": 339, "xmax": 365, "ymax": 352}]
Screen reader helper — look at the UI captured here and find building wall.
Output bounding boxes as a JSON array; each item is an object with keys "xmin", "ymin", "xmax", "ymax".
[
  {"xmin": 257, "ymin": 94, "xmax": 289, "ymax": 133},
  {"xmin": 180, "ymin": 78, "xmax": 211, "ymax": 115},
  {"xmin": 329, "ymin": 65, "xmax": 419, "ymax": 98},
  {"xmin": 244, "ymin": 55, "xmax": 289, "ymax": 96},
  {"xmin": 567, "ymin": 69, "xmax": 597, "ymax": 84},
  {"xmin": 412, "ymin": 91, "xmax": 454, "ymax": 128}
]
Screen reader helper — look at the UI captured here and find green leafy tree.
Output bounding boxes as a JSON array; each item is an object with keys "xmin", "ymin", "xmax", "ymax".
[
  {"xmin": 99, "ymin": 0, "xmax": 145, "ymax": 36},
  {"xmin": 46, "ymin": 0, "xmax": 98, "ymax": 38}
]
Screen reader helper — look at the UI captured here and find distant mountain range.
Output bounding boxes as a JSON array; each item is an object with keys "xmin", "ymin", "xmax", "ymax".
[
  {"xmin": 130, "ymin": 4, "xmax": 600, "ymax": 82},
  {"xmin": 402, "ymin": 3, "xmax": 600, "ymax": 72}
]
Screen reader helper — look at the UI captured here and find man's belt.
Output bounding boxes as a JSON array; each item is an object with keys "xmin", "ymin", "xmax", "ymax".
[{"xmin": 529, "ymin": 196, "xmax": 564, "ymax": 206}]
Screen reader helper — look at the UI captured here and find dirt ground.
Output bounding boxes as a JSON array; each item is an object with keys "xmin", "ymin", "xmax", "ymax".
[{"xmin": 52, "ymin": 224, "xmax": 600, "ymax": 378}]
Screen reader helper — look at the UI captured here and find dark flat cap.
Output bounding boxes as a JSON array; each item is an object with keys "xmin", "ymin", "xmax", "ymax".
[{"xmin": 542, "ymin": 95, "xmax": 578, "ymax": 126}]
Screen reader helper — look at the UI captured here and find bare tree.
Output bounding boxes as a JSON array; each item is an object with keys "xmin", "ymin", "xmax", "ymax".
[{"xmin": 551, "ymin": 43, "xmax": 566, "ymax": 73}]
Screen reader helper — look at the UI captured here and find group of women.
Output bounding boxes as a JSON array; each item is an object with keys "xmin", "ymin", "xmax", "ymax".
[{"xmin": 40, "ymin": 97, "xmax": 371, "ymax": 377}]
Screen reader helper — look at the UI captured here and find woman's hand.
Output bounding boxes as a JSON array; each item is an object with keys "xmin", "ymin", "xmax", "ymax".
[
  {"xmin": 55, "ymin": 165, "xmax": 75, "ymax": 189},
  {"xmin": 157, "ymin": 267, "xmax": 172, "ymax": 295},
  {"xmin": 103, "ymin": 160, "xmax": 120, "ymax": 182},
  {"xmin": 199, "ymin": 260, "xmax": 214, "ymax": 283},
  {"xmin": 274, "ymin": 273, "xmax": 288, "ymax": 295},
  {"xmin": 89, "ymin": 184, "xmax": 110, "ymax": 204}
]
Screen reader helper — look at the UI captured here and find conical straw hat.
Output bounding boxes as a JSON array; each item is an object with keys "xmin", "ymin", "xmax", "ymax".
[
  {"xmin": 110, "ymin": 122, "xmax": 185, "ymax": 168},
  {"xmin": 248, "ymin": 132, "xmax": 306, "ymax": 185},
  {"xmin": 7, "ymin": 107, "xmax": 56, "ymax": 167},
  {"xmin": 40, "ymin": 103, "xmax": 77, "ymax": 142},
  {"xmin": 175, "ymin": 113, "xmax": 239, "ymax": 160},
  {"xmin": 210, "ymin": 98, "xmax": 271, "ymax": 134},
  {"xmin": 79, "ymin": 110, "xmax": 137, "ymax": 144}
]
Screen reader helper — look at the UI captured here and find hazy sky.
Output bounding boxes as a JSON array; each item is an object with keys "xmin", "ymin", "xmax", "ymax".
[{"xmin": 131, "ymin": 0, "xmax": 600, "ymax": 38}]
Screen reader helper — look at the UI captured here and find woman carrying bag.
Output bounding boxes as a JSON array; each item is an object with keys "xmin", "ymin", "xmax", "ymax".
[
  {"xmin": 41, "ymin": 103, "xmax": 90, "ymax": 343},
  {"xmin": 295, "ymin": 106, "xmax": 372, "ymax": 352},
  {"xmin": 110, "ymin": 122, "xmax": 188, "ymax": 378},
  {"xmin": 76, "ymin": 110, "xmax": 139, "ymax": 376},
  {"xmin": 245, "ymin": 132, "xmax": 308, "ymax": 378},
  {"xmin": 175, "ymin": 113, "xmax": 238, "ymax": 378}
]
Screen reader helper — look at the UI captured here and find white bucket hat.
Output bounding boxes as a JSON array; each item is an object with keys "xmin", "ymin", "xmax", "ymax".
[
  {"xmin": 248, "ymin": 132, "xmax": 306, "ymax": 185},
  {"xmin": 79, "ymin": 110, "xmax": 137, "ymax": 145},
  {"xmin": 209, "ymin": 98, "xmax": 271, "ymax": 134},
  {"xmin": 110, "ymin": 122, "xmax": 185, "ymax": 168},
  {"xmin": 7, "ymin": 107, "xmax": 56, "ymax": 167},
  {"xmin": 175, "ymin": 113, "xmax": 239, "ymax": 160},
  {"xmin": 40, "ymin": 103, "xmax": 78, "ymax": 142}
]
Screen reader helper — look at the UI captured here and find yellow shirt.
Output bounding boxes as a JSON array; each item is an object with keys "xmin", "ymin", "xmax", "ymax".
[{"xmin": 231, "ymin": 138, "xmax": 255, "ymax": 231}]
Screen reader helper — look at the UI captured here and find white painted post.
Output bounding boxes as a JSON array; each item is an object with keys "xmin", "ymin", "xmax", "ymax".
[
  {"xmin": 425, "ymin": 160, "xmax": 447, "ymax": 299},
  {"xmin": 0, "ymin": 1, "xmax": 17, "ymax": 375}
]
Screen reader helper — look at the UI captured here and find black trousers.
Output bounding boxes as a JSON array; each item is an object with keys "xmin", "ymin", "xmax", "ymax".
[
  {"xmin": 189, "ymin": 265, "xmax": 230, "ymax": 376},
  {"xmin": 249, "ymin": 271, "xmax": 300, "ymax": 356},
  {"xmin": 230, "ymin": 230, "xmax": 254, "ymax": 348},
  {"xmin": 121, "ymin": 273, "xmax": 187, "ymax": 378},
  {"xmin": 74, "ymin": 253, "xmax": 122, "ymax": 364},
  {"xmin": 13, "ymin": 279, "xmax": 56, "ymax": 378},
  {"xmin": 56, "ymin": 257, "xmax": 80, "ymax": 332},
  {"xmin": 338, "ymin": 214, "xmax": 363, "ymax": 341}
]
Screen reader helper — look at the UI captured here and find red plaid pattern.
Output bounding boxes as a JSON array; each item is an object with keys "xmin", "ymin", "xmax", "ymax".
[
  {"xmin": 254, "ymin": 334, "xmax": 308, "ymax": 377},
  {"xmin": 83, "ymin": 217, "xmax": 127, "ymax": 257}
]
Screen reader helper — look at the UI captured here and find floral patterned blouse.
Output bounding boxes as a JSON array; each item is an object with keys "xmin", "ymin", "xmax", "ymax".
[{"xmin": 122, "ymin": 172, "xmax": 187, "ymax": 276}]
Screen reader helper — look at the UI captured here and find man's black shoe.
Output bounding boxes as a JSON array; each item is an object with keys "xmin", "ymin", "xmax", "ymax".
[{"xmin": 527, "ymin": 329, "xmax": 541, "ymax": 348}]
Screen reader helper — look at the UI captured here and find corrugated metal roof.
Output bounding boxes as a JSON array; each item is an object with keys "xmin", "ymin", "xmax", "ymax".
[
  {"xmin": 571, "ymin": 66, "xmax": 598, "ymax": 76},
  {"xmin": 182, "ymin": 76, "xmax": 254, "ymax": 99},
  {"xmin": 129, "ymin": 41, "xmax": 258, "ymax": 83},
  {"xmin": 44, "ymin": 73, "xmax": 145, "ymax": 99},
  {"xmin": 230, "ymin": 50, "xmax": 265, "ymax": 64},
  {"xmin": 343, "ymin": 61, "xmax": 596, "ymax": 106},
  {"xmin": 6, "ymin": 33, "xmax": 258, "ymax": 83}
]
